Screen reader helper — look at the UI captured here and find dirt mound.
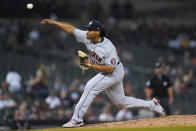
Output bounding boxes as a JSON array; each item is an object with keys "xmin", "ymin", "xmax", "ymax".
[{"xmin": 83, "ymin": 115, "xmax": 196, "ymax": 128}]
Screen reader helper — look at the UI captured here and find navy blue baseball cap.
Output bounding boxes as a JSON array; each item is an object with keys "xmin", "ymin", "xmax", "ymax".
[{"xmin": 85, "ymin": 20, "xmax": 103, "ymax": 31}]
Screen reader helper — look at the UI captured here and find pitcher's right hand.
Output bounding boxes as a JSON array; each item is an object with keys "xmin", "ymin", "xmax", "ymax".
[{"xmin": 41, "ymin": 19, "xmax": 55, "ymax": 24}]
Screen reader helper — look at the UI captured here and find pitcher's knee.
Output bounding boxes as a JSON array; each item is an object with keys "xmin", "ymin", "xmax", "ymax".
[
  {"xmin": 116, "ymin": 104, "xmax": 124, "ymax": 109},
  {"xmin": 114, "ymin": 98, "xmax": 127, "ymax": 109}
]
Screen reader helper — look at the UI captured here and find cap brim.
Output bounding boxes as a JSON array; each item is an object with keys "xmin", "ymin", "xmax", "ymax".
[
  {"xmin": 84, "ymin": 25, "xmax": 93, "ymax": 30},
  {"xmin": 84, "ymin": 25, "xmax": 100, "ymax": 31}
]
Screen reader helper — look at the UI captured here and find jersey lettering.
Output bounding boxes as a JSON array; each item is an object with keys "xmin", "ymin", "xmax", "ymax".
[
  {"xmin": 88, "ymin": 50, "xmax": 102, "ymax": 62},
  {"xmin": 111, "ymin": 58, "xmax": 116, "ymax": 65}
]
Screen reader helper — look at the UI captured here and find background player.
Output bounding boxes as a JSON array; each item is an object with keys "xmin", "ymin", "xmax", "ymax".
[{"xmin": 41, "ymin": 19, "xmax": 165, "ymax": 128}]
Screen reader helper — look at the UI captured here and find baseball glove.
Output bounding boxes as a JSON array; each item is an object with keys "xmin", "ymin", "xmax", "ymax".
[{"xmin": 78, "ymin": 50, "xmax": 91, "ymax": 70}]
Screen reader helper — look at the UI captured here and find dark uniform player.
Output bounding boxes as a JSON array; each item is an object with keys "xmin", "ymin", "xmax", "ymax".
[{"xmin": 145, "ymin": 62, "xmax": 174, "ymax": 115}]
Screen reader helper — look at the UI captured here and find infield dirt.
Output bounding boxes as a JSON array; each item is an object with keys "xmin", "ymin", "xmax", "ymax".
[
  {"xmin": 82, "ymin": 115, "xmax": 196, "ymax": 128},
  {"xmin": 37, "ymin": 115, "xmax": 196, "ymax": 131}
]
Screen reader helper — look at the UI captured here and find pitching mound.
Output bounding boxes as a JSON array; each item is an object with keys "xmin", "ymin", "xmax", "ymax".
[
  {"xmin": 37, "ymin": 115, "xmax": 196, "ymax": 131},
  {"xmin": 83, "ymin": 115, "xmax": 196, "ymax": 128}
]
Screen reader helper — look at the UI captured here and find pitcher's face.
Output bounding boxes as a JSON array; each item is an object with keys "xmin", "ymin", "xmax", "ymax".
[{"xmin": 86, "ymin": 29, "xmax": 100, "ymax": 39}]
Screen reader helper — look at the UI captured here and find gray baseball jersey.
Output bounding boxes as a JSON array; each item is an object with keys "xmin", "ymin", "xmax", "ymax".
[
  {"xmin": 71, "ymin": 28, "xmax": 154, "ymax": 123},
  {"xmin": 74, "ymin": 28, "xmax": 120, "ymax": 66}
]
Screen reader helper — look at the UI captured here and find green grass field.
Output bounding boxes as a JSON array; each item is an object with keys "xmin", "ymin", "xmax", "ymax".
[{"xmin": 30, "ymin": 126, "xmax": 196, "ymax": 131}]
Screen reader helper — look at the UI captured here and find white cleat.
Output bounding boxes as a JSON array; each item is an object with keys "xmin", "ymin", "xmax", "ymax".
[
  {"xmin": 62, "ymin": 119, "xmax": 84, "ymax": 128},
  {"xmin": 150, "ymin": 98, "xmax": 166, "ymax": 116}
]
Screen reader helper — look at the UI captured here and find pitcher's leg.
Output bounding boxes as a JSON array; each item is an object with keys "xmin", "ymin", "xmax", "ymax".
[
  {"xmin": 106, "ymin": 81, "xmax": 151, "ymax": 109},
  {"xmin": 71, "ymin": 72, "xmax": 119, "ymax": 123},
  {"xmin": 72, "ymin": 74, "xmax": 106, "ymax": 123}
]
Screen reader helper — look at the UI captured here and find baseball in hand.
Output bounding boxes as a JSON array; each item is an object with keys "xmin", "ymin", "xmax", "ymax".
[{"xmin": 27, "ymin": 3, "xmax": 33, "ymax": 9}]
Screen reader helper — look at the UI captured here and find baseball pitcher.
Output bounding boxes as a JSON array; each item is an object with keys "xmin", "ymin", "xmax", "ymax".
[{"xmin": 41, "ymin": 19, "xmax": 165, "ymax": 128}]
